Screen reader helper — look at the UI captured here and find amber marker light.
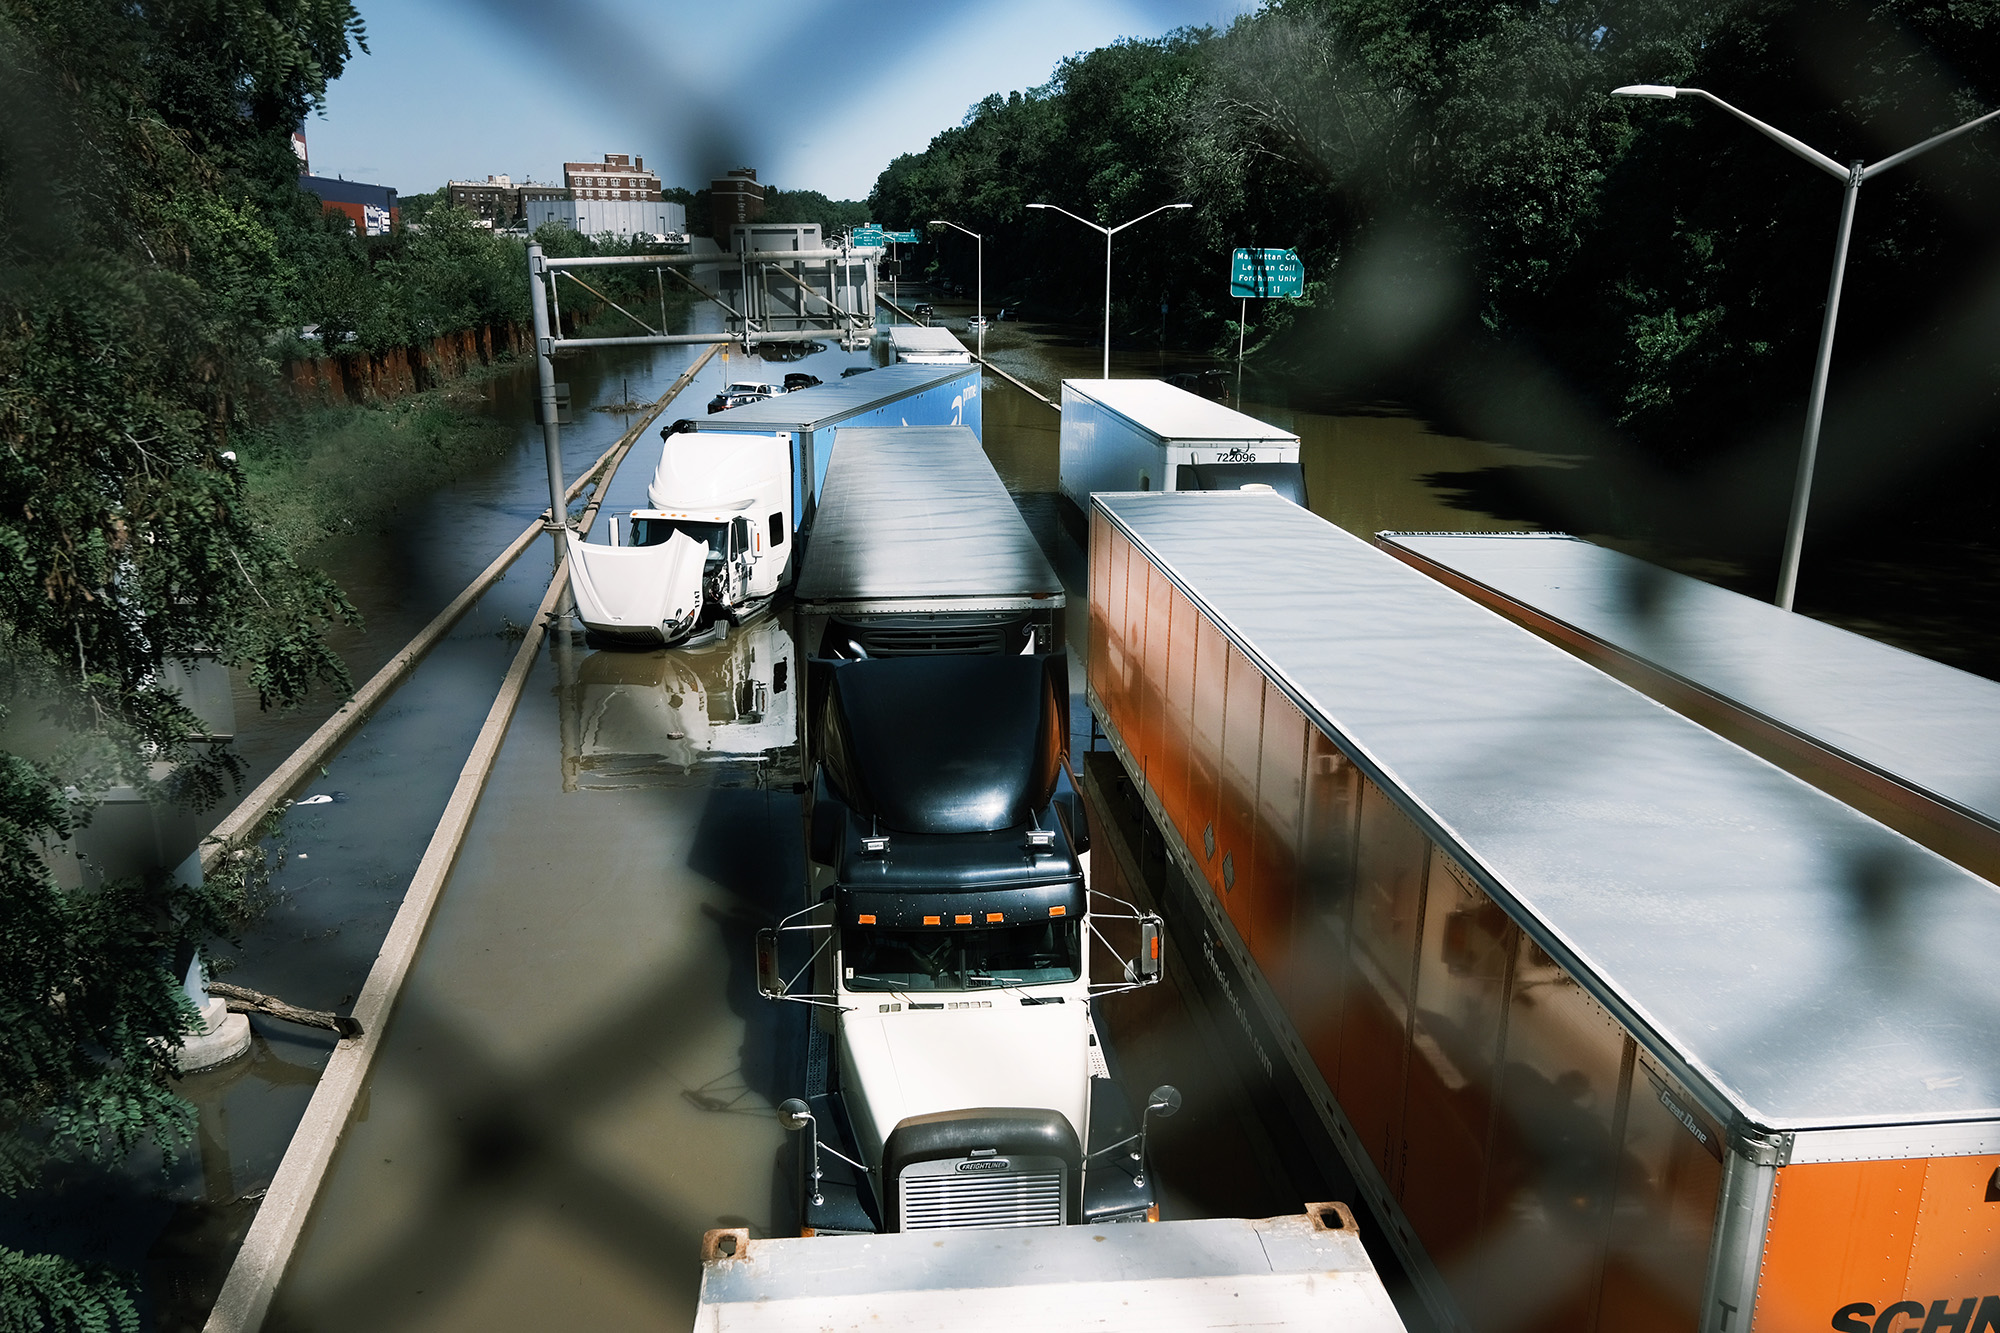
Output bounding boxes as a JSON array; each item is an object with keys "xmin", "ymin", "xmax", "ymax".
[
  {"xmin": 1049, "ymin": 906, "xmax": 1067, "ymax": 917},
  {"xmin": 923, "ymin": 915, "xmax": 941, "ymax": 926},
  {"xmin": 954, "ymin": 914, "xmax": 972, "ymax": 925},
  {"xmin": 986, "ymin": 912, "xmax": 1004, "ymax": 923},
  {"xmin": 857, "ymin": 914, "xmax": 876, "ymax": 925}
]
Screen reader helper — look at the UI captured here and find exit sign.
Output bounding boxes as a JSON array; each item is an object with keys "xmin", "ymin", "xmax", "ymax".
[{"xmin": 1230, "ymin": 248, "xmax": 1304, "ymax": 298}]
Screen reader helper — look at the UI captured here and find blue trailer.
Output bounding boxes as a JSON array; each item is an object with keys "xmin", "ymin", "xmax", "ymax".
[{"xmin": 692, "ymin": 363, "xmax": 983, "ymax": 529}]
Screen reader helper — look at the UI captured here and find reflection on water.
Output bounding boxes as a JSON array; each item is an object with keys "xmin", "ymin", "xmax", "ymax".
[{"xmin": 557, "ymin": 614, "xmax": 800, "ymax": 790}]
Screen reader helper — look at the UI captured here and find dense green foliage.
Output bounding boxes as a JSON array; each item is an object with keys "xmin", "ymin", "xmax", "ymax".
[
  {"xmin": 281, "ymin": 187, "xmax": 533, "ymax": 355},
  {"xmin": 873, "ymin": 1, "xmax": 2000, "ymax": 566},
  {"xmin": 0, "ymin": 1, "xmax": 376, "ymax": 1324}
]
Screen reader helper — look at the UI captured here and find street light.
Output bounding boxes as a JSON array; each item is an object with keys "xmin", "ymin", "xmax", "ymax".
[
  {"xmin": 1026, "ymin": 201, "xmax": 1192, "ymax": 378},
  {"xmin": 1614, "ymin": 84, "xmax": 2000, "ymax": 610},
  {"xmin": 928, "ymin": 219, "xmax": 984, "ymax": 335}
]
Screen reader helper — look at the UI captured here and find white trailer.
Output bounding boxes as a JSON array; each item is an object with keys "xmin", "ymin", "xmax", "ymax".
[
  {"xmin": 878, "ymin": 324, "xmax": 972, "ymax": 364},
  {"xmin": 1058, "ymin": 378, "xmax": 1303, "ymax": 522},
  {"xmin": 691, "ymin": 1203, "xmax": 1406, "ymax": 1331}
]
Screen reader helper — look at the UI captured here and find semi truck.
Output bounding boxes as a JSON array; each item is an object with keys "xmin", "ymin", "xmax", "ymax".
[
  {"xmin": 757, "ymin": 649, "xmax": 1170, "ymax": 1235},
  {"xmin": 1057, "ymin": 378, "xmax": 1303, "ymax": 528},
  {"xmin": 566, "ymin": 363, "xmax": 982, "ymax": 644},
  {"xmin": 1084, "ymin": 489, "xmax": 2000, "ymax": 1333},
  {"xmin": 791, "ymin": 425, "xmax": 1064, "ymax": 662}
]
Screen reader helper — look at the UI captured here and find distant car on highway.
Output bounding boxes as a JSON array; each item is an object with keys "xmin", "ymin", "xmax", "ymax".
[
  {"xmin": 706, "ymin": 380, "xmax": 780, "ymax": 414},
  {"xmin": 840, "ymin": 366, "xmax": 873, "ymax": 378},
  {"xmin": 783, "ymin": 373, "xmax": 822, "ymax": 392},
  {"xmin": 912, "ymin": 302, "xmax": 935, "ymax": 325},
  {"xmin": 1165, "ymin": 369, "xmax": 1231, "ymax": 402}
]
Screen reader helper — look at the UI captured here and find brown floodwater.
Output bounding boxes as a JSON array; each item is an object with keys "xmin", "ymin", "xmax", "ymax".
[{"xmin": 260, "ymin": 302, "xmax": 1558, "ymax": 1330}]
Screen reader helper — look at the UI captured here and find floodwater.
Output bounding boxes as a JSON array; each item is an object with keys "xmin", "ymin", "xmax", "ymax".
[
  {"xmin": 30, "ymin": 289, "xmax": 1563, "ymax": 1329},
  {"xmin": 260, "ymin": 300, "xmax": 1538, "ymax": 1330}
]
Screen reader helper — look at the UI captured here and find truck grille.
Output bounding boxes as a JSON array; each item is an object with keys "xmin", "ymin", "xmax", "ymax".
[
  {"xmin": 856, "ymin": 623, "xmax": 1010, "ymax": 656},
  {"xmin": 900, "ymin": 1170, "xmax": 1066, "ymax": 1230}
]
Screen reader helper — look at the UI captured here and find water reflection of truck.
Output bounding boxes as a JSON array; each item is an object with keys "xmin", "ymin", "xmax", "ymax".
[
  {"xmin": 567, "ymin": 364, "xmax": 981, "ymax": 644},
  {"xmin": 559, "ymin": 614, "xmax": 797, "ymax": 790}
]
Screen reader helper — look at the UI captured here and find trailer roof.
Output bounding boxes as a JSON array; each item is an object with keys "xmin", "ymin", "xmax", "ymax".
[
  {"xmin": 1063, "ymin": 378, "xmax": 1298, "ymax": 444},
  {"xmin": 699, "ymin": 362, "xmax": 972, "ymax": 432},
  {"xmin": 693, "ymin": 1210, "xmax": 1405, "ymax": 1331},
  {"xmin": 795, "ymin": 426, "xmax": 1062, "ymax": 605},
  {"xmin": 884, "ymin": 324, "xmax": 970, "ymax": 358},
  {"xmin": 1377, "ymin": 531, "xmax": 2000, "ymax": 839},
  {"xmin": 1098, "ymin": 492, "xmax": 2000, "ymax": 1135}
]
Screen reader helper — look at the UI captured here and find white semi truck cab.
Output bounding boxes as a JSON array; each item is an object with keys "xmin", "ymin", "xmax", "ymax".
[
  {"xmin": 566, "ymin": 425, "xmax": 795, "ymax": 644},
  {"xmin": 758, "ymin": 652, "xmax": 1170, "ymax": 1235}
]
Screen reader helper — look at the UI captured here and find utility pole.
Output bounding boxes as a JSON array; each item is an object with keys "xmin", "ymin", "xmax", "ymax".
[{"xmin": 527, "ymin": 244, "xmax": 566, "ymax": 540}]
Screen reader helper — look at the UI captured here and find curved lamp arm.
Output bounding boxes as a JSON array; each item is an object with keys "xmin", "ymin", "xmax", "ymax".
[{"xmin": 1026, "ymin": 201, "xmax": 1108, "ymax": 234}]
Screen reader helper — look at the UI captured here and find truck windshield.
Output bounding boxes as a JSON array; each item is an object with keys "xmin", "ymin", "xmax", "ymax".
[
  {"xmin": 629, "ymin": 518, "xmax": 726, "ymax": 563},
  {"xmin": 844, "ymin": 920, "xmax": 1080, "ymax": 991}
]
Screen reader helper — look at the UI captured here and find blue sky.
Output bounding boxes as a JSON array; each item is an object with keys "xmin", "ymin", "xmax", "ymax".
[{"xmin": 307, "ymin": 0, "xmax": 1260, "ymax": 199}]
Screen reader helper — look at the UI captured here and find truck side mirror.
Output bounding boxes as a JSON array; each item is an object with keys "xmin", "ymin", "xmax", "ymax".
[
  {"xmin": 1136, "ymin": 915, "xmax": 1164, "ymax": 984},
  {"xmin": 756, "ymin": 928, "xmax": 785, "ymax": 998},
  {"xmin": 1146, "ymin": 1085, "xmax": 1182, "ymax": 1120},
  {"xmin": 778, "ymin": 1097, "xmax": 813, "ymax": 1131}
]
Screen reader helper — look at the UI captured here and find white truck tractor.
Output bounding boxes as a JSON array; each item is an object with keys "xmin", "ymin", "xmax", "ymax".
[
  {"xmin": 757, "ymin": 652, "xmax": 1176, "ymax": 1235},
  {"xmin": 566, "ymin": 425, "xmax": 795, "ymax": 645}
]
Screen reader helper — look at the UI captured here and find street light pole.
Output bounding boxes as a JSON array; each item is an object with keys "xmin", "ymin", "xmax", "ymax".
[
  {"xmin": 1613, "ymin": 84, "xmax": 2000, "ymax": 610},
  {"xmin": 927, "ymin": 219, "xmax": 984, "ymax": 326},
  {"xmin": 1027, "ymin": 201, "xmax": 1192, "ymax": 378}
]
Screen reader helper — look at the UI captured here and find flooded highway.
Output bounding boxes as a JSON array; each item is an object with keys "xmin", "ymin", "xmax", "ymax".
[
  {"xmin": 252, "ymin": 310, "xmax": 1538, "ymax": 1329},
  {"xmin": 32, "ymin": 294, "xmax": 1565, "ymax": 1330}
]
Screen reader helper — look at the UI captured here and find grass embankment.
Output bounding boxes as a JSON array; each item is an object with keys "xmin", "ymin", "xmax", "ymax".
[{"xmin": 236, "ymin": 360, "xmax": 523, "ymax": 558}]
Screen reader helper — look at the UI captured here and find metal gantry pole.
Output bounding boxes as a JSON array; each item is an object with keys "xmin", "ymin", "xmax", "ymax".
[
  {"xmin": 1776, "ymin": 162, "xmax": 1863, "ymax": 611},
  {"xmin": 527, "ymin": 244, "xmax": 566, "ymax": 537},
  {"xmin": 1237, "ymin": 296, "xmax": 1247, "ymax": 404},
  {"xmin": 1103, "ymin": 229, "xmax": 1113, "ymax": 379}
]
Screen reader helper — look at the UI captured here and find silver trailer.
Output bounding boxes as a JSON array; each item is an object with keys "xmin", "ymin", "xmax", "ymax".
[
  {"xmin": 1058, "ymin": 379, "xmax": 1300, "ymax": 522},
  {"xmin": 696, "ymin": 363, "xmax": 982, "ymax": 530},
  {"xmin": 1085, "ymin": 490, "xmax": 2000, "ymax": 1333},
  {"xmin": 691, "ymin": 1203, "xmax": 1406, "ymax": 1331},
  {"xmin": 1378, "ymin": 529, "xmax": 2000, "ymax": 884},
  {"xmin": 879, "ymin": 324, "xmax": 972, "ymax": 364},
  {"xmin": 792, "ymin": 426, "xmax": 1063, "ymax": 661}
]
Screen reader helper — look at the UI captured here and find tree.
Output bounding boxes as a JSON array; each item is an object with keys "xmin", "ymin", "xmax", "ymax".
[{"xmin": 0, "ymin": 1, "xmax": 366, "ymax": 1323}]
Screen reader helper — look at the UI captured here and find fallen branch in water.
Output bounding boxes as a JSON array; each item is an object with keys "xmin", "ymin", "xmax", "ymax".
[{"xmin": 207, "ymin": 982, "xmax": 363, "ymax": 1039}]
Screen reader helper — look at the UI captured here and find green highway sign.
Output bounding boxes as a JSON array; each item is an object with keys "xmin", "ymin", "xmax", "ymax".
[
  {"xmin": 1230, "ymin": 248, "xmax": 1304, "ymax": 298},
  {"xmin": 851, "ymin": 226, "xmax": 886, "ymax": 247},
  {"xmin": 882, "ymin": 229, "xmax": 923, "ymax": 244}
]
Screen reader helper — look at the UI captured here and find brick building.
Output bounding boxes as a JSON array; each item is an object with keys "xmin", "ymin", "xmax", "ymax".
[
  {"xmin": 447, "ymin": 174, "xmax": 530, "ymax": 227},
  {"xmin": 710, "ymin": 167, "xmax": 766, "ymax": 236},
  {"xmin": 564, "ymin": 153, "xmax": 662, "ymax": 202}
]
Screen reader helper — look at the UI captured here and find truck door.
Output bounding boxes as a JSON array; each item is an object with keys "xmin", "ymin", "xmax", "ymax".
[{"xmin": 731, "ymin": 516, "xmax": 753, "ymax": 601}]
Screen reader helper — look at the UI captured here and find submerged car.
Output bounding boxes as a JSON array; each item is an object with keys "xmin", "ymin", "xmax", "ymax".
[{"xmin": 706, "ymin": 380, "xmax": 781, "ymax": 414}]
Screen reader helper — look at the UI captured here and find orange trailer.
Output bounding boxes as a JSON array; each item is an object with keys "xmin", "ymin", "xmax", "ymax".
[{"xmin": 1085, "ymin": 492, "xmax": 2000, "ymax": 1333}]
